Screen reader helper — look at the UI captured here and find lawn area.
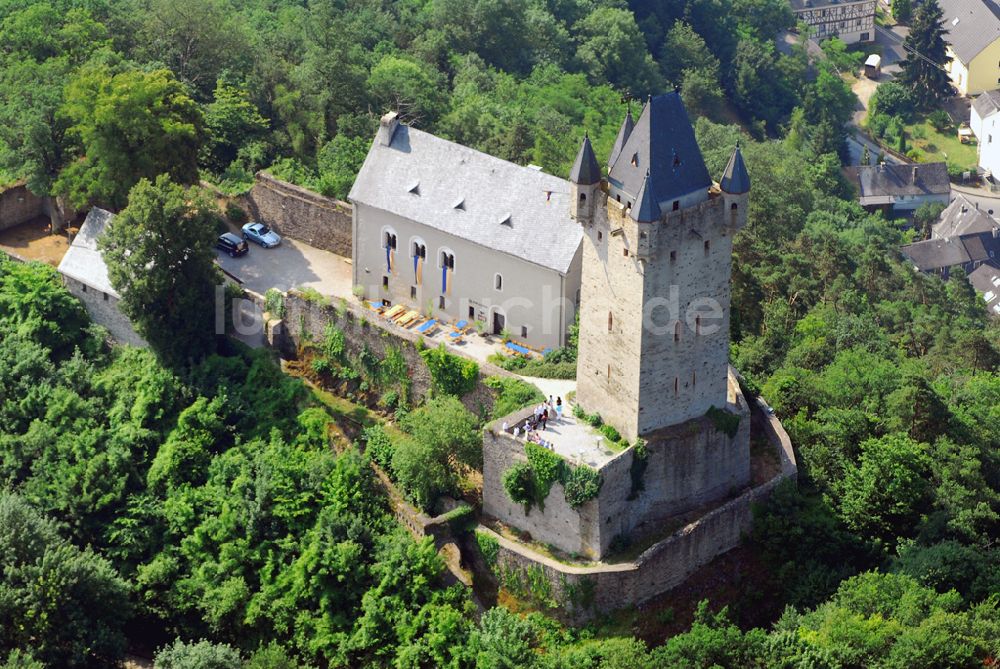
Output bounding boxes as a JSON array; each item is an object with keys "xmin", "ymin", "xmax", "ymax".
[{"xmin": 904, "ymin": 118, "xmax": 978, "ymax": 170}]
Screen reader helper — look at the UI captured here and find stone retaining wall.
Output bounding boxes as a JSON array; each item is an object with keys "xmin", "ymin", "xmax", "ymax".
[
  {"xmin": 477, "ymin": 393, "xmax": 796, "ymax": 623},
  {"xmin": 265, "ymin": 289, "xmax": 518, "ymax": 415},
  {"xmin": 0, "ymin": 183, "xmax": 44, "ymax": 231},
  {"xmin": 245, "ymin": 172, "xmax": 353, "ymax": 256}
]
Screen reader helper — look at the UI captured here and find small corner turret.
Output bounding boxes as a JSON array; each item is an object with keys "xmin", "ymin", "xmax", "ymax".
[
  {"xmin": 719, "ymin": 142, "xmax": 750, "ymax": 231},
  {"xmin": 569, "ymin": 133, "xmax": 601, "ymax": 222}
]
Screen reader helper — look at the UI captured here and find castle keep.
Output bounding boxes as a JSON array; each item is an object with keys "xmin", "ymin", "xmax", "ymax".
[{"xmin": 482, "ymin": 93, "xmax": 754, "ymax": 561}]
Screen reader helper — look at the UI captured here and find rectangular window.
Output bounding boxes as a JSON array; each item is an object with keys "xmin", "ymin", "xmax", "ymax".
[
  {"xmin": 81, "ymin": 283, "xmax": 87, "ymax": 293},
  {"xmin": 410, "ymin": 285, "xmax": 416, "ymax": 299},
  {"xmin": 103, "ymin": 292, "xmax": 109, "ymax": 301},
  {"xmin": 597, "ymin": 230, "xmax": 603, "ymax": 242},
  {"xmin": 520, "ymin": 326, "xmax": 527, "ymax": 338},
  {"xmin": 672, "ymin": 200, "xmax": 680, "ymax": 211},
  {"xmin": 704, "ymin": 240, "xmax": 711, "ymax": 255},
  {"xmin": 438, "ymin": 296, "xmax": 445, "ymax": 309},
  {"xmin": 468, "ymin": 306, "xmax": 475, "ymax": 318},
  {"xmin": 670, "ymin": 250, "xmax": 677, "ymax": 262},
  {"xmin": 623, "ymin": 248, "xmax": 629, "ymax": 257},
  {"xmin": 382, "ymin": 275, "xmax": 389, "ymax": 289}
]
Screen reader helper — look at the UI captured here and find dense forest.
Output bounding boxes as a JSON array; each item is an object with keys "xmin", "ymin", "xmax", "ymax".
[{"xmin": 0, "ymin": 0, "xmax": 999, "ymax": 667}]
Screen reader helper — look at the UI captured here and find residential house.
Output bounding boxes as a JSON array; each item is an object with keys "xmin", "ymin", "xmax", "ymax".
[
  {"xmin": 932, "ymin": 193, "xmax": 999, "ymax": 239},
  {"xmin": 57, "ymin": 208, "xmax": 146, "ymax": 347},
  {"xmin": 900, "ymin": 231, "xmax": 999, "ymax": 277},
  {"xmin": 789, "ymin": 0, "xmax": 876, "ymax": 44},
  {"xmin": 349, "ymin": 113, "xmax": 583, "ymax": 350},
  {"xmin": 846, "ymin": 162, "xmax": 951, "ymax": 213},
  {"xmin": 968, "ymin": 262, "xmax": 1000, "ymax": 316},
  {"xmin": 939, "ymin": 0, "xmax": 1000, "ymax": 96},
  {"xmin": 971, "ymin": 88, "xmax": 1000, "ymax": 178}
]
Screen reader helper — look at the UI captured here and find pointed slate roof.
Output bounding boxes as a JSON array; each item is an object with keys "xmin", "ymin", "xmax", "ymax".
[
  {"xmin": 720, "ymin": 144, "xmax": 750, "ymax": 194},
  {"xmin": 569, "ymin": 134, "xmax": 601, "ymax": 185},
  {"xmin": 608, "ymin": 92, "xmax": 712, "ymax": 206},
  {"xmin": 607, "ymin": 108, "xmax": 635, "ymax": 169},
  {"xmin": 630, "ymin": 170, "xmax": 660, "ymax": 222}
]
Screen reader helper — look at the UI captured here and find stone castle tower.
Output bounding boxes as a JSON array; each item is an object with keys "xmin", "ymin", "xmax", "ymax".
[{"xmin": 570, "ymin": 93, "xmax": 750, "ymax": 443}]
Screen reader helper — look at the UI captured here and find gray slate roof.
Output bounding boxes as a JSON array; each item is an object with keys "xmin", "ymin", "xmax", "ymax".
[
  {"xmin": 847, "ymin": 162, "xmax": 950, "ymax": 199},
  {"xmin": 901, "ymin": 236, "xmax": 972, "ymax": 270},
  {"xmin": 608, "ymin": 93, "xmax": 712, "ymax": 206},
  {"xmin": 569, "ymin": 135, "xmax": 601, "ymax": 185},
  {"xmin": 720, "ymin": 145, "xmax": 750, "ymax": 195},
  {"xmin": 968, "ymin": 262, "xmax": 1000, "ymax": 315},
  {"xmin": 349, "ymin": 124, "xmax": 583, "ymax": 275},
  {"xmin": 607, "ymin": 109, "xmax": 635, "ymax": 170},
  {"xmin": 973, "ymin": 88, "xmax": 1000, "ymax": 118},
  {"xmin": 630, "ymin": 170, "xmax": 660, "ymax": 222},
  {"xmin": 939, "ymin": 0, "xmax": 1000, "ymax": 65},
  {"xmin": 57, "ymin": 207, "xmax": 118, "ymax": 297},
  {"xmin": 933, "ymin": 194, "xmax": 999, "ymax": 239}
]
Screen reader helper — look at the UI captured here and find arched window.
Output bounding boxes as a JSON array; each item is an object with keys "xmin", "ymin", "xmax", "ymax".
[
  {"xmin": 411, "ymin": 240, "xmax": 426, "ymax": 259},
  {"xmin": 607, "ymin": 311, "xmax": 613, "ymax": 332},
  {"xmin": 579, "ymin": 192, "xmax": 587, "ymax": 202},
  {"xmin": 731, "ymin": 202, "xmax": 738, "ymax": 211},
  {"xmin": 704, "ymin": 239, "xmax": 711, "ymax": 255},
  {"xmin": 440, "ymin": 249, "xmax": 455, "ymax": 270},
  {"xmin": 494, "ymin": 273, "xmax": 503, "ymax": 291},
  {"xmin": 383, "ymin": 230, "xmax": 397, "ymax": 249},
  {"xmin": 674, "ymin": 321, "xmax": 681, "ymax": 342}
]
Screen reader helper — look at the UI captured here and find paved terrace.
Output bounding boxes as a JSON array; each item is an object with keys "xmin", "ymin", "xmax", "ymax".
[{"xmin": 497, "ymin": 405, "xmax": 622, "ymax": 469}]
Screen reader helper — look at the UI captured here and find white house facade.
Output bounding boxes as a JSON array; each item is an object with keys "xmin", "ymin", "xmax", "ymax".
[
  {"xmin": 349, "ymin": 113, "xmax": 583, "ymax": 350},
  {"xmin": 972, "ymin": 89, "xmax": 1000, "ymax": 177},
  {"xmin": 57, "ymin": 208, "xmax": 146, "ymax": 347},
  {"xmin": 790, "ymin": 0, "xmax": 876, "ymax": 44}
]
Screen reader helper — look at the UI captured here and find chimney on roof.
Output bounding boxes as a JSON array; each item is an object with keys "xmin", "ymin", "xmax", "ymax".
[{"xmin": 378, "ymin": 111, "xmax": 400, "ymax": 147}]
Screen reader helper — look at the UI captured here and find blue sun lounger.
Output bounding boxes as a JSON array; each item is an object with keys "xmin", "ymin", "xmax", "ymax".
[
  {"xmin": 454, "ymin": 320, "xmax": 469, "ymax": 331},
  {"xmin": 505, "ymin": 341, "xmax": 531, "ymax": 356},
  {"xmin": 416, "ymin": 319, "xmax": 437, "ymax": 334}
]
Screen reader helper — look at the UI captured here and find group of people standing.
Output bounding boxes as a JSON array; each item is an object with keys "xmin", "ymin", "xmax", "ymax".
[{"xmin": 502, "ymin": 396, "xmax": 565, "ymax": 449}]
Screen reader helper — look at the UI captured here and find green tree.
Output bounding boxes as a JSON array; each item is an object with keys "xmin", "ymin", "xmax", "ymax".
[
  {"xmin": 393, "ymin": 396, "xmax": 480, "ymax": 509},
  {"xmin": 898, "ymin": 0, "xmax": 952, "ymax": 108},
  {"xmin": 0, "ymin": 259, "xmax": 90, "ymax": 358},
  {"xmin": 366, "ymin": 54, "xmax": 448, "ymax": 127},
  {"xmin": 153, "ymin": 639, "xmax": 243, "ymax": 669},
  {"xmin": 0, "ymin": 491, "xmax": 130, "ymax": 668},
  {"xmin": 56, "ymin": 66, "xmax": 203, "ymax": 209},
  {"xmin": 893, "ymin": 0, "xmax": 913, "ymax": 23},
  {"xmin": 99, "ymin": 176, "xmax": 223, "ymax": 364},
  {"xmin": 201, "ymin": 79, "xmax": 269, "ymax": 175},
  {"xmin": 574, "ymin": 7, "xmax": 663, "ymax": 95}
]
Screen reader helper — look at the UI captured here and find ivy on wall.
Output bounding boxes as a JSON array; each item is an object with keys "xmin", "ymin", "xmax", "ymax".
[
  {"xmin": 706, "ymin": 405, "xmax": 741, "ymax": 438},
  {"xmin": 627, "ymin": 438, "xmax": 648, "ymax": 501},
  {"xmin": 502, "ymin": 443, "xmax": 602, "ymax": 512},
  {"xmin": 420, "ymin": 343, "xmax": 479, "ymax": 397}
]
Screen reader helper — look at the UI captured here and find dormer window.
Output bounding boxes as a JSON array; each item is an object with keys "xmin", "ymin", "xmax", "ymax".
[
  {"xmin": 408, "ymin": 182, "xmax": 420, "ymax": 195},
  {"xmin": 499, "ymin": 214, "xmax": 512, "ymax": 227},
  {"xmin": 454, "ymin": 199, "xmax": 465, "ymax": 211}
]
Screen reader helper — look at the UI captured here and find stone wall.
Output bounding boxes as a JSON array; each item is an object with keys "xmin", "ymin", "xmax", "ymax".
[
  {"xmin": 0, "ymin": 183, "xmax": 44, "ymax": 231},
  {"xmin": 63, "ymin": 277, "xmax": 147, "ymax": 348},
  {"xmin": 478, "ymin": 394, "xmax": 795, "ymax": 624},
  {"xmin": 482, "ymin": 369, "xmax": 750, "ymax": 559},
  {"xmin": 245, "ymin": 172, "xmax": 353, "ymax": 256},
  {"xmin": 274, "ymin": 289, "xmax": 515, "ymax": 413}
]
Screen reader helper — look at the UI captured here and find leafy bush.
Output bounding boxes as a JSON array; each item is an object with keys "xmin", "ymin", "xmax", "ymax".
[
  {"xmin": 563, "ymin": 466, "xmax": 602, "ymax": 508},
  {"xmin": 296, "ymin": 286, "xmax": 329, "ymax": 306},
  {"xmin": 487, "ymin": 352, "xmax": 577, "ymax": 379},
  {"xmin": 224, "ymin": 201, "xmax": 248, "ymax": 224},
  {"xmin": 502, "ymin": 462, "xmax": 535, "ymax": 507},
  {"xmin": 485, "ymin": 376, "xmax": 544, "ymax": 419},
  {"xmin": 311, "ymin": 357, "xmax": 332, "ymax": 376},
  {"xmin": 438, "ymin": 504, "xmax": 474, "ymax": 532},
  {"xmin": 928, "ymin": 109, "xmax": 951, "ymax": 133},
  {"xmin": 361, "ymin": 424, "xmax": 394, "ymax": 471},
  {"xmin": 322, "ymin": 324, "xmax": 345, "ymax": 362},
  {"xmin": 476, "ymin": 530, "xmax": 500, "ymax": 568},
  {"xmin": 420, "ymin": 344, "xmax": 479, "ymax": 397},
  {"xmin": 153, "ymin": 639, "xmax": 242, "ymax": 669},
  {"xmin": 525, "ymin": 443, "xmax": 565, "ymax": 500},
  {"xmin": 263, "ymin": 288, "xmax": 285, "ymax": 318},
  {"xmin": 599, "ymin": 423, "xmax": 621, "ymax": 443}
]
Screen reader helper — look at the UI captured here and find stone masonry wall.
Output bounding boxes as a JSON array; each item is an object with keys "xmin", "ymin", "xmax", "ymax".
[
  {"xmin": 63, "ymin": 278, "xmax": 147, "ymax": 347},
  {"xmin": 245, "ymin": 172, "xmax": 353, "ymax": 256},
  {"xmin": 277, "ymin": 290, "xmax": 516, "ymax": 413},
  {"xmin": 480, "ymin": 394, "xmax": 795, "ymax": 624},
  {"xmin": 0, "ymin": 183, "xmax": 44, "ymax": 231},
  {"xmin": 483, "ymin": 371, "xmax": 750, "ymax": 559}
]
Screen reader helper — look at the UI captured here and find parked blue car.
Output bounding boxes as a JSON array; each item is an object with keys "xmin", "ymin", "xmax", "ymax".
[{"xmin": 242, "ymin": 222, "xmax": 282, "ymax": 248}]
